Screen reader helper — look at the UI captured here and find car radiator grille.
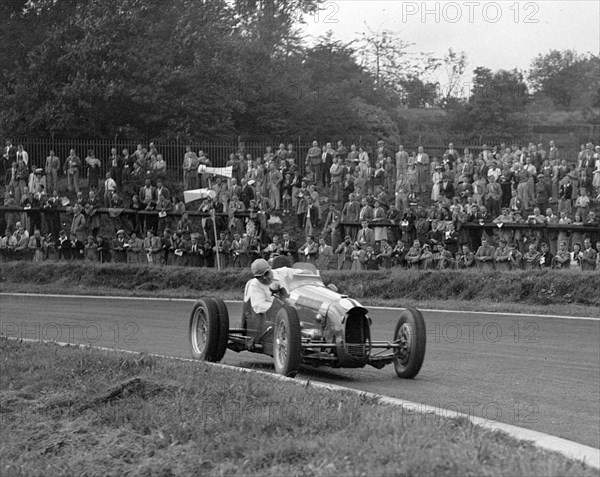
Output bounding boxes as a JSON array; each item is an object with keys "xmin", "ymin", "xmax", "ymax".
[
  {"xmin": 346, "ymin": 343, "xmax": 367, "ymax": 358},
  {"xmin": 344, "ymin": 310, "xmax": 370, "ymax": 358}
]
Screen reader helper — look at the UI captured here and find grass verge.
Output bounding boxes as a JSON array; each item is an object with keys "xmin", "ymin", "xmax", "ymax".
[
  {"xmin": 1, "ymin": 262, "xmax": 599, "ymax": 318},
  {"xmin": 1, "ymin": 338, "xmax": 596, "ymax": 477}
]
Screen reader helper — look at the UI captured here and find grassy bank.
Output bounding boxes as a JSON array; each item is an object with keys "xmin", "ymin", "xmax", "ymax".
[
  {"xmin": 1, "ymin": 338, "xmax": 595, "ymax": 477},
  {"xmin": 1, "ymin": 262, "xmax": 599, "ymax": 317}
]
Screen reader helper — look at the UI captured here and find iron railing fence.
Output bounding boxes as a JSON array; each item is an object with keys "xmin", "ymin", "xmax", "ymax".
[{"xmin": 11, "ymin": 136, "xmax": 586, "ymax": 182}]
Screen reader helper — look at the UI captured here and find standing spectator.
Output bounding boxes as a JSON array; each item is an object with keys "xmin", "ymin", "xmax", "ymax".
[
  {"xmin": 45, "ymin": 150, "xmax": 60, "ymax": 195},
  {"xmin": 356, "ymin": 220, "xmax": 375, "ymax": 248},
  {"xmin": 329, "ymin": 157, "xmax": 345, "ymax": 203},
  {"xmin": 2, "ymin": 140, "xmax": 17, "ymax": 180},
  {"xmin": 581, "ymin": 238, "xmax": 597, "ymax": 271},
  {"xmin": 415, "ymin": 146, "xmax": 429, "ymax": 193},
  {"xmin": 266, "ymin": 161, "xmax": 283, "ymax": 211},
  {"xmin": 14, "ymin": 153, "xmax": 29, "ymax": 204},
  {"xmin": 306, "ymin": 141, "xmax": 322, "ymax": 186},
  {"xmin": 395, "ymin": 145, "xmax": 409, "ymax": 186},
  {"xmin": 183, "ymin": 146, "xmax": 199, "ymax": 190},
  {"xmin": 523, "ymin": 244, "xmax": 541, "ymax": 270},
  {"xmin": 109, "ymin": 148, "xmax": 124, "ymax": 190},
  {"xmin": 16, "ymin": 144, "xmax": 29, "ymax": 167},
  {"xmin": 64, "ymin": 149, "xmax": 82, "ymax": 193},
  {"xmin": 335, "ymin": 235, "xmax": 354, "ymax": 270},
  {"xmin": 70, "ymin": 205, "xmax": 87, "ymax": 243},
  {"xmin": 485, "ymin": 175, "xmax": 502, "ymax": 218},
  {"xmin": 316, "ymin": 237, "xmax": 334, "ymax": 270}
]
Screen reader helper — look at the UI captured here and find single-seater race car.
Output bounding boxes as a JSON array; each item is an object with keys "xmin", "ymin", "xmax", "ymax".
[{"xmin": 189, "ymin": 262, "xmax": 426, "ymax": 378}]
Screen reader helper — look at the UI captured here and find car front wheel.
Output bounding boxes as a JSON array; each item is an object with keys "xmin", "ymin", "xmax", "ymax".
[
  {"xmin": 189, "ymin": 298, "xmax": 228, "ymax": 362},
  {"xmin": 393, "ymin": 308, "xmax": 426, "ymax": 378},
  {"xmin": 273, "ymin": 306, "xmax": 302, "ymax": 377}
]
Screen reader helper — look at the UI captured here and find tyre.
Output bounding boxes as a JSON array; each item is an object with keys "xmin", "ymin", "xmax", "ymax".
[
  {"xmin": 189, "ymin": 298, "xmax": 227, "ymax": 362},
  {"xmin": 393, "ymin": 308, "xmax": 426, "ymax": 379},
  {"xmin": 273, "ymin": 306, "xmax": 302, "ymax": 377},
  {"xmin": 213, "ymin": 298, "xmax": 230, "ymax": 361}
]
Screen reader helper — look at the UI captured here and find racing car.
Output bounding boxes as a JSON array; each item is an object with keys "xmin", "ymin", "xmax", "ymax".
[{"xmin": 189, "ymin": 262, "xmax": 426, "ymax": 378}]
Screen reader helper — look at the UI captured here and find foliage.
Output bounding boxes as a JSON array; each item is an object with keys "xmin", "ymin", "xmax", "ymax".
[
  {"xmin": 3, "ymin": 262, "xmax": 599, "ymax": 309},
  {"xmin": 528, "ymin": 50, "xmax": 600, "ymax": 111},
  {"xmin": 446, "ymin": 67, "xmax": 530, "ymax": 139}
]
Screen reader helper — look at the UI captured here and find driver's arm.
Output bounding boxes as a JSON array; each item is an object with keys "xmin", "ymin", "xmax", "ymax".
[{"xmin": 245, "ymin": 279, "xmax": 274, "ymax": 314}]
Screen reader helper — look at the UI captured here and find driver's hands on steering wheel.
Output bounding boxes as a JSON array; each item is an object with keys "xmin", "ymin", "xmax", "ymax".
[{"xmin": 269, "ymin": 282, "xmax": 282, "ymax": 294}]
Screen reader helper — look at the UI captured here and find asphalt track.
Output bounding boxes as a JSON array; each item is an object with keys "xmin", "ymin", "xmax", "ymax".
[{"xmin": 1, "ymin": 294, "xmax": 598, "ymax": 449}]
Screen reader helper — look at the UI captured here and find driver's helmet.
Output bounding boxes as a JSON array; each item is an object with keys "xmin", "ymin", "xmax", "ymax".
[{"xmin": 251, "ymin": 258, "xmax": 270, "ymax": 278}]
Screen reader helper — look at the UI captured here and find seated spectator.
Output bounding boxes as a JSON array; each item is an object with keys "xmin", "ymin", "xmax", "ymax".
[
  {"xmin": 551, "ymin": 241, "xmax": 570, "ymax": 268},
  {"xmin": 434, "ymin": 242, "xmax": 454, "ymax": 269},
  {"xmin": 405, "ymin": 240, "xmax": 422, "ymax": 269},
  {"xmin": 84, "ymin": 235, "xmax": 98, "ymax": 262},
  {"xmin": 538, "ymin": 242, "xmax": 553, "ymax": 268},
  {"xmin": 143, "ymin": 229, "xmax": 161, "ymax": 265},
  {"xmin": 125, "ymin": 232, "xmax": 143, "ymax": 264},
  {"xmin": 507, "ymin": 242, "xmax": 522, "ymax": 270},
  {"xmin": 69, "ymin": 232, "xmax": 85, "ymax": 260},
  {"xmin": 57, "ymin": 229, "xmax": 70, "ymax": 260},
  {"xmin": 419, "ymin": 243, "xmax": 434, "ymax": 269},
  {"xmin": 27, "ymin": 229, "xmax": 46, "ymax": 262},
  {"xmin": 475, "ymin": 237, "xmax": 495, "ymax": 269},
  {"xmin": 280, "ymin": 232, "xmax": 297, "ymax": 263},
  {"xmin": 494, "ymin": 239, "xmax": 511, "ymax": 271},
  {"xmin": 364, "ymin": 245, "xmax": 379, "ymax": 270},
  {"xmin": 298, "ymin": 235, "xmax": 318, "ymax": 264},
  {"xmin": 522, "ymin": 244, "xmax": 541, "ymax": 270},
  {"xmin": 391, "ymin": 239, "xmax": 408, "ymax": 268},
  {"xmin": 112, "ymin": 229, "xmax": 128, "ymax": 263},
  {"xmin": 455, "ymin": 244, "xmax": 475, "ymax": 269},
  {"xmin": 570, "ymin": 243, "xmax": 583, "ymax": 269},
  {"xmin": 187, "ymin": 233, "xmax": 205, "ymax": 267},
  {"xmin": 376, "ymin": 238, "xmax": 393, "ymax": 269},
  {"xmin": 350, "ymin": 243, "xmax": 366, "ymax": 272}
]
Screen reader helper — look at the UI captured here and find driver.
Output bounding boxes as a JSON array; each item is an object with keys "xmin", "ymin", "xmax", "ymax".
[{"xmin": 244, "ymin": 258, "xmax": 300, "ymax": 314}]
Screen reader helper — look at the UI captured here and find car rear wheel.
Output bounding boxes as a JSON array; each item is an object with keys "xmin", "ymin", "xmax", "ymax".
[
  {"xmin": 273, "ymin": 307, "xmax": 302, "ymax": 377},
  {"xmin": 189, "ymin": 298, "xmax": 228, "ymax": 362},
  {"xmin": 393, "ymin": 308, "xmax": 426, "ymax": 379}
]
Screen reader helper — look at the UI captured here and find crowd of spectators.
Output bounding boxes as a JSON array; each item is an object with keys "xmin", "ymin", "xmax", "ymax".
[{"xmin": 2, "ymin": 138, "xmax": 600, "ymax": 271}]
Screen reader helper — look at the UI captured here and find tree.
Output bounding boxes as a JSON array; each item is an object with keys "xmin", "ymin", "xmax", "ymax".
[
  {"xmin": 439, "ymin": 48, "xmax": 468, "ymax": 107},
  {"xmin": 447, "ymin": 67, "xmax": 530, "ymax": 139},
  {"xmin": 355, "ymin": 23, "xmax": 441, "ymax": 107},
  {"xmin": 528, "ymin": 50, "xmax": 600, "ymax": 110}
]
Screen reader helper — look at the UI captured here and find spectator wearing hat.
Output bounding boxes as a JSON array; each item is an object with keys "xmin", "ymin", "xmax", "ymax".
[
  {"xmin": 112, "ymin": 229, "xmax": 128, "ymax": 263},
  {"xmin": 126, "ymin": 232, "xmax": 144, "ymax": 264},
  {"xmin": 28, "ymin": 168, "xmax": 46, "ymax": 196}
]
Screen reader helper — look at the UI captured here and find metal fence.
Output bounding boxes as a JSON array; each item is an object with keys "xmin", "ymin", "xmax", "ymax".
[{"xmin": 11, "ymin": 135, "xmax": 586, "ymax": 182}]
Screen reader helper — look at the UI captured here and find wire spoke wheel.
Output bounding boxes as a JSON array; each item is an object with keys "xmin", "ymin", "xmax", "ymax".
[{"xmin": 393, "ymin": 308, "xmax": 426, "ymax": 379}]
